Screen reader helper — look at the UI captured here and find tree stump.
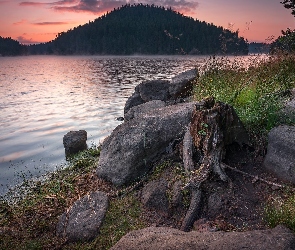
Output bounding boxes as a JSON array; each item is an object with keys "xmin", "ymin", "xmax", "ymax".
[{"xmin": 181, "ymin": 97, "xmax": 249, "ymax": 231}]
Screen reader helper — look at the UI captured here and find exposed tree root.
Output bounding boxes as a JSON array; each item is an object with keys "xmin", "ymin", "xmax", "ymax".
[{"xmin": 180, "ymin": 187, "xmax": 202, "ymax": 232}]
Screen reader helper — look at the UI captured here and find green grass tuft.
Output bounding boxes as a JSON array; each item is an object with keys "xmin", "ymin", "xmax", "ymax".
[{"xmin": 264, "ymin": 193, "xmax": 295, "ymax": 232}]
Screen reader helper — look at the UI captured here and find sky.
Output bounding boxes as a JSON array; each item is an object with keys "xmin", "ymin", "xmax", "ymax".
[{"xmin": 0, "ymin": 0, "xmax": 294, "ymax": 44}]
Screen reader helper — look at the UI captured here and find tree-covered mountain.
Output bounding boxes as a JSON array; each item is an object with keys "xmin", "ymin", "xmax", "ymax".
[
  {"xmin": 29, "ymin": 4, "xmax": 248, "ymax": 55},
  {"xmin": 0, "ymin": 36, "xmax": 27, "ymax": 56}
]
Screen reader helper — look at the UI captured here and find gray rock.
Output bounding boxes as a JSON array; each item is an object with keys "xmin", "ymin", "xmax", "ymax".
[
  {"xmin": 280, "ymin": 88, "xmax": 295, "ymax": 123},
  {"xmin": 264, "ymin": 125, "xmax": 295, "ymax": 184},
  {"xmin": 169, "ymin": 68, "xmax": 198, "ymax": 99},
  {"xmin": 63, "ymin": 130, "xmax": 87, "ymax": 155},
  {"xmin": 136, "ymin": 80, "xmax": 170, "ymax": 102},
  {"xmin": 124, "ymin": 92, "xmax": 144, "ymax": 114},
  {"xmin": 141, "ymin": 179, "xmax": 169, "ymax": 213},
  {"xmin": 56, "ymin": 191, "xmax": 109, "ymax": 242},
  {"xmin": 124, "ymin": 100, "xmax": 166, "ymax": 121},
  {"xmin": 124, "ymin": 80, "xmax": 169, "ymax": 114},
  {"xmin": 111, "ymin": 225, "xmax": 295, "ymax": 250},
  {"xmin": 116, "ymin": 117, "xmax": 124, "ymax": 121},
  {"xmin": 97, "ymin": 102, "xmax": 196, "ymax": 186},
  {"xmin": 124, "ymin": 69, "xmax": 198, "ymax": 114}
]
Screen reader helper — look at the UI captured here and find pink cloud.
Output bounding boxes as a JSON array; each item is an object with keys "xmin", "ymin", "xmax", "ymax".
[
  {"xmin": 19, "ymin": 0, "xmax": 199, "ymax": 15},
  {"xmin": 13, "ymin": 19, "xmax": 28, "ymax": 25},
  {"xmin": 32, "ymin": 21, "xmax": 69, "ymax": 25},
  {"xmin": 137, "ymin": 0, "xmax": 199, "ymax": 12},
  {"xmin": 52, "ymin": 0, "xmax": 126, "ymax": 14},
  {"xmin": 19, "ymin": 1, "xmax": 47, "ymax": 6},
  {"xmin": 17, "ymin": 35, "xmax": 42, "ymax": 44},
  {"xmin": 51, "ymin": 0, "xmax": 78, "ymax": 4}
]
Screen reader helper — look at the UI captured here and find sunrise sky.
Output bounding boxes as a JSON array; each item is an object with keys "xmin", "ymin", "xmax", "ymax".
[{"xmin": 0, "ymin": 0, "xmax": 294, "ymax": 44}]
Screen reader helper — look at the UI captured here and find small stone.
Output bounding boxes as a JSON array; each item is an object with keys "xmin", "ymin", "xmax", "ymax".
[
  {"xmin": 63, "ymin": 130, "xmax": 87, "ymax": 156},
  {"xmin": 116, "ymin": 117, "xmax": 124, "ymax": 121}
]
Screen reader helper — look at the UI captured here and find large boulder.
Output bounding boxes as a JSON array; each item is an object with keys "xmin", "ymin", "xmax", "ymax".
[
  {"xmin": 169, "ymin": 68, "xmax": 198, "ymax": 99},
  {"xmin": 264, "ymin": 125, "xmax": 295, "ymax": 184},
  {"xmin": 124, "ymin": 69, "xmax": 198, "ymax": 114},
  {"xmin": 63, "ymin": 130, "xmax": 87, "ymax": 156},
  {"xmin": 56, "ymin": 191, "xmax": 109, "ymax": 242},
  {"xmin": 124, "ymin": 80, "xmax": 169, "ymax": 114},
  {"xmin": 136, "ymin": 79, "xmax": 170, "ymax": 102},
  {"xmin": 111, "ymin": 225, "xmax": 295, "ymax": 250},
  {"xmin": 124, "ymin": 100, "xmax": 166, "ymax": 121},
  {"xmin": 124, "ymin": 92, "xmax": 145, "ymax": 114},
  {"xmin": 97, "ymin": 102, "xmax": 196, "ymax": 186}
]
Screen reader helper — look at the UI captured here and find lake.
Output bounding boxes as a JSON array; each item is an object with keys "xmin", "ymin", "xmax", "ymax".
[{"xmin": 1, "ymin": 55, "xmax": 216, "ymax": 196}]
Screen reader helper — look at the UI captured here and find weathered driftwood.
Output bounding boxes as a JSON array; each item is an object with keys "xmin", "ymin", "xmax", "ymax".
[{"xmin": 181, "ymin": 97, "xmax": 248, "ymax": 231}]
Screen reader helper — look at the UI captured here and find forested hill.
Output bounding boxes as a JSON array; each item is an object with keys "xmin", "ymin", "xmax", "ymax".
[
  {"xmin": 29, "ymin": 4, "xmax": 248, "ymax": 55},
  {"xmin": 0, "ymin": 36, "xmax": 27, "ymax": 56}
]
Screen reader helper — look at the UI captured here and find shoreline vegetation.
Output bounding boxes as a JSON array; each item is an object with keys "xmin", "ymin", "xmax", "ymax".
[{"xmin": 1, "ymin": 53, "xmax": 295, "ymax": 249}]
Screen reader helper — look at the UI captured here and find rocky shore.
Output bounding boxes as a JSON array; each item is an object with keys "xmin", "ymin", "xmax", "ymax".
[{"xmin": 57, "ymin": 69, "xmax": 295, "ymax": 249}]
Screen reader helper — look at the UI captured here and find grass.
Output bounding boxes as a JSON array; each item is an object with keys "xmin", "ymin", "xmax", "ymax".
[
  {"xmin": 264, "ymin": 191, "xmax": 295, "ymax": 232},
  {"xmin": 194, "ymin": 53, "xmax": 295, "ymax": 232},
  {"xmin": 0, "ymin": 145, "xmax": 147, "ymax": 249},
  {"xmin": 194, "ymin": 54, "xmax": 295, "ymax": 151},
  {"xmin": 61, "ymin": 194, "xmax": 146, "ymax": 250}
]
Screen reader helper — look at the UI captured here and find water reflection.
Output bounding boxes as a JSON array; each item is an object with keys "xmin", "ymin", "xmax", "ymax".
[{"xmin": 0, "ymin": 55, "xmax": 209, "ymax": 195}]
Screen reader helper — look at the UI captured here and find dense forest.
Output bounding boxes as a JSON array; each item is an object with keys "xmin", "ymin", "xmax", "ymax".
[
  {"xmin": 248, "ymin": 42, "xmax": 270, "ymax": 54},
  {"xmin": 0, "ymin": 36, "xmax": 27, "ymax": 56},
  {"xmin": 28, "ymin": 4, "xmax": 248, "ymax": 55},
  {"xmin": 270, "ymin": 28, "xmax": 295, "ymax": 53}
]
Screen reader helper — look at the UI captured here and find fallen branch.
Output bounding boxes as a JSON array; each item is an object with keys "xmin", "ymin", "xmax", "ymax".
[{"xmin": 221, "ymin": 163, "xmax": 289, "ymax": 189}]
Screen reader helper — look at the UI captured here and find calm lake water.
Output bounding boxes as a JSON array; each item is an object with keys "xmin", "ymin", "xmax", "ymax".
[{"xmin": 0, "ymin": 55, "xmax": 215, "ymax": 196}]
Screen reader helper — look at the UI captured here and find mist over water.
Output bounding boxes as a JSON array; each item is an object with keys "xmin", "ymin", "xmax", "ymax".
[{"xmin": 0, "ymin": 55, "xmax": 211, "ymax": 196}]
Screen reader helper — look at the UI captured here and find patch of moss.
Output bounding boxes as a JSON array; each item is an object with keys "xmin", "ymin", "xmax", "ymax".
[{"xmin": 93, "ymin": 194, "xmax": 146, "ymax": 249}]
